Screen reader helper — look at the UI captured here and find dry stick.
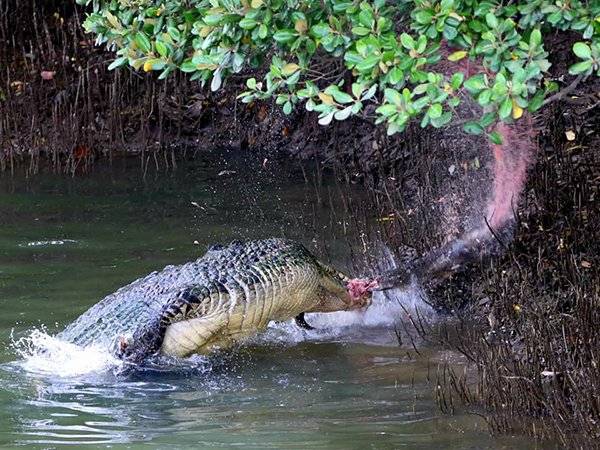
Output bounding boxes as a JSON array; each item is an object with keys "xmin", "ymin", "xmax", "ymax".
[
  {"xmin": 483, "ymin": 214, "xmax": 508, "ymax": 251},
  {"xmin": 542, "ymin": 75, "xmax": 585, "ymax": 107}
]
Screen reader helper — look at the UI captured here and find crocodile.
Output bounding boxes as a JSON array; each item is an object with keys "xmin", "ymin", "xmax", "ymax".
[{"xmin": 58, "ymin": 238, "xmax": 374, "ymax": 363}]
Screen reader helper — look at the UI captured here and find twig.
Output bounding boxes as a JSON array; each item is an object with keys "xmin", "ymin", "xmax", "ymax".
[
  {"xmin": 483, "ymin": 215, "xmax": 508, "ymax": 251},
  {"xmin": 542, "ymin": 75, "xmax": 585, "ymax": 107}
]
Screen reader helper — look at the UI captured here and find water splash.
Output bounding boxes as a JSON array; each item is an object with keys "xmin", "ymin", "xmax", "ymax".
[
  {"xmin": 11, "ymin": 328, "xmax": 121, "ymax": 377},
  {"xmin": 310, "ymin": 282, "xmax": 434, "ymax": 328},
  {"xmin": 10, "ymin": 328, "xmax": 224, "ymax": 379},
  {"xmin": 259, "ymin": 282, "xmax": 435, "ymax": 348}
]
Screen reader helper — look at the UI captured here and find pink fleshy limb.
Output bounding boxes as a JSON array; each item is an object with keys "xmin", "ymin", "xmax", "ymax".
[
  {"xmin": 347, "ymin": 278, "xmax": 380, "ymax": 300},
  {"xmin": 374, "ymin": 43, "xmax": 537, "ymax": 289},
  {"xmin": 485, "ymin": 120, "xmax": 535, "ymax": 230}
]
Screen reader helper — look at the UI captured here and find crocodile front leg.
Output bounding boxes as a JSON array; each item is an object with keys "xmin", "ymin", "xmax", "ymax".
[{"xmin": 116, "ymin": 286, "xmax": 215, "ymax": 363}]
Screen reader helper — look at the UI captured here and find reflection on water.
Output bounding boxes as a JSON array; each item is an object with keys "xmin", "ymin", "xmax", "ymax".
[
  {"xmin": 4, "ymin": 341, "xmax": 505, "ymax": 449},
  {"xmin": 0, "ymin": 345, "xmax": 426, "ymax": 447},
  {"xmin": 0, "ymin": 151, "xmax": 535, "ymax": 448}
]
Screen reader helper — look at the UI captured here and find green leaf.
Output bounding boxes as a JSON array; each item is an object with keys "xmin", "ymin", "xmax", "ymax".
[
  {"xmin": 334, "ymin": 106, "xmax": 353, "ymax": 120},
  {"xmin": 414, "ymin": 10, "xmax": 433, "ymax": 25},
  {"xmin": 310, "ymin": 23, "xmax": 331, "ymax": 38},
  {"xmin": 400, "ymin": 33, "xmax": 415, "ymax": 50},
  {"xmin": 569, "ymin": 60, "xmax": 593, "ymax": 75},
  {"xmin": 258, "ymin": 24, "xmax": 268, "ymax": 39},
  {"xmin": 463, "ymin": 121, "xmax": 484, "ymax": 135},
  {"xmin": 477, "ymin": 89, "xmax": 492, "ymax": 106},
  {"xmin": 155, "ymin": 41, "xmax": 169, "ymax": 58},
  {"xmin": 180, "ymin": 60, "xmax": 197, "ymax": 73},
  {"xmin": 431, "ymin": 111, "xmax": 452, "ymax": 128},
  {"xmin": 202, "ymin": 14, "xmax": 223, "ymax": 26},
  {"xmin": 376, "ymin": 104, "xmax": 397, "ymax": 116},
  {"xmin": 528, "ymin": 91, "xmax": 544, "ymax": 112},
  {"xmin": 450, "ymin": 72, "xmax": 464, "ymax": 90},
  {"xmin": 485, "ymin": 13, "xmax": 498, "ymax": 29},
  {"xmin": 211, "ymin": 71, "xmax": 222, "ymax": 91},
  {"xmin": 167, "ymin": 26, "xmax": 181, "ymax": 41},
  {"xmin": 358, "ymin": 9, "xmax": 375, "ymax": 28},
  {"xmin": 479, "ymin": 112, "xmax": 496, "ymax": 128},
  {"xmin": 283, "ymin": 101, "xmax": 292, "ymax": 115},
  {"xmin": 529, "ymin": 29, "xmax": 541, "ymax": 47},
  {"xmin": 428, "ymin": 103, "xmax": 442, "ymax": 118},
  {"xmin": 158, "ymin": 66, "xmax": 173, "ymax": 80},
  {"xmin": 488, "ymin": 131, "xmax": 503, "ymax": 145},
  {"xmin": 498, "ymin": 97, "xmax": 512, "ymax": 119},
  {"xmin": 239, "ymin": 18, "xmax": 258, "ymax": 29},
  {"xmin": 384, "ymin": 88, "xmax": 402, "ymax": 106},
  {"xmin": 443, "ymin": 25, "xmax": 458, "ymax": 40},
  {"xmin": 273, "ymin": 29, "xmax": 297, "ymax": 43},
  {"xmin": 355, "ymin": 55, "xmax": 380, "ymax": 72},
  {"xmin": 134, "ymin": 32, "xmax": 151, "ymax": 54},
  {"xmin": 464, "ymin": 74, "xmax": 487, "ymax": 93},
  {"xmin": 332, "ymin": 1, "xmax": 352, "ymax": 12},
  {"xmin": 362, "ymin": 84, "xmax": 377, "ymax": 100},
  {"xmin": 352, "ymin": 26, "xmax": 371, "ymax": 36},
  {"xmin": 344, "ymin": 51, "xmax": 362, "ymax": 66},
  {"xmin": 416, "ymin": 35, "xmax": 427, "ymax": 53},
  {"xmin": 387, "ymin": 121, "xmax": 403, "ymax": 135},
  {"xmin": 573, "ymin": 42, "xmax": 592, "ymax": 59},
  {"xmin": 331, "ymin": 90, "xmax": 353, "ymax": 104},
  {"xmin": 318, "ymin": 111, "xmax": 335, "ymax": 125},
  {"xmin": 547, "ymin": 11, "xmax": 562, "ymax": 25},
  {"xmin": 107, "ymin": 57, "xmax": 127, "ymax": 71},
  {"xmin": 389, "ymin": 67, "xmax": 404, "ymax": 85},
  {"xmin": 351, "ymin": 83, "xmax": 364, "ymax": 98}
]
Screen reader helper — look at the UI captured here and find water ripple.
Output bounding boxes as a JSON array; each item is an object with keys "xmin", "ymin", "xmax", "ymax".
[{"xmin": 18, "ymin": 239, "xmax": 79, "ymax": 248}]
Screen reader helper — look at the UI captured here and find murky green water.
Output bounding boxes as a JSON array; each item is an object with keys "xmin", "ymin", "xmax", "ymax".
[{"xmin": 0, "ymin": 151, "xmax": 535, "ymax": 448}]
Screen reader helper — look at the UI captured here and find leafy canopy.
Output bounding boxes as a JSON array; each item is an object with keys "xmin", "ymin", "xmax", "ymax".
[{"xmin": 77, "ymin": 0, "xmax": 600, "ymax": 140}]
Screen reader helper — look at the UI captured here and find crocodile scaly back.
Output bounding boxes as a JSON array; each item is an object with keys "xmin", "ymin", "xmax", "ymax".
[{"xmin": 58, "ymin": 239, "xmax": 319, "ymax": 354}]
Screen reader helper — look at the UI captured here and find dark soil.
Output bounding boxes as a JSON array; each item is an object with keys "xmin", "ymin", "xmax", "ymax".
[
  {"xmin": 2, "ymin": 2, "xmax": 600, "ymax": 448},
  {"xmin": 425, "ymin": 77, "xmax": 600, "ymax": 448}
]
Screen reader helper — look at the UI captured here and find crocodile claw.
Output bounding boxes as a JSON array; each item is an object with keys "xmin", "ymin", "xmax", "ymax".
[{"xmin": 294, "ymin": 312, "xmax": 315, "ymax": 330}]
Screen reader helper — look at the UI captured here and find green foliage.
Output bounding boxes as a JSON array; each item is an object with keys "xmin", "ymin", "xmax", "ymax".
[{"xmin": 77, "ymin": 0, "xmax": 600, "ymax": 139}]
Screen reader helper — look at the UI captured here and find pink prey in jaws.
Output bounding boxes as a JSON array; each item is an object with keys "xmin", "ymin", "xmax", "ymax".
[
  {"xmin": 295, "ymin": 277, "xmax": 379, "ymax": 330},
  {"xmin": 346, "ymin": 277, "xmax": 380, "ymax": 307}
]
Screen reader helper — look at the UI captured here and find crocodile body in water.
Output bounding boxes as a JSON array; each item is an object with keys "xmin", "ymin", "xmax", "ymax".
[{"xmin": 58, "ymin": 238, "xmax": 373, "ymax": 363}]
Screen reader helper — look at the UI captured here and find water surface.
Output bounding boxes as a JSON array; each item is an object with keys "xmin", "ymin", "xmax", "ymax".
[{"xmin": 0, "ymin": 151, "xmax": 535, "ymax": 448}]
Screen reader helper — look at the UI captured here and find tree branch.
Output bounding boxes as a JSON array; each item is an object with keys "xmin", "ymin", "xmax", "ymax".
[{"xmin": 542, "ymin": 75, "xmax": 585, "ymax": 107}]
